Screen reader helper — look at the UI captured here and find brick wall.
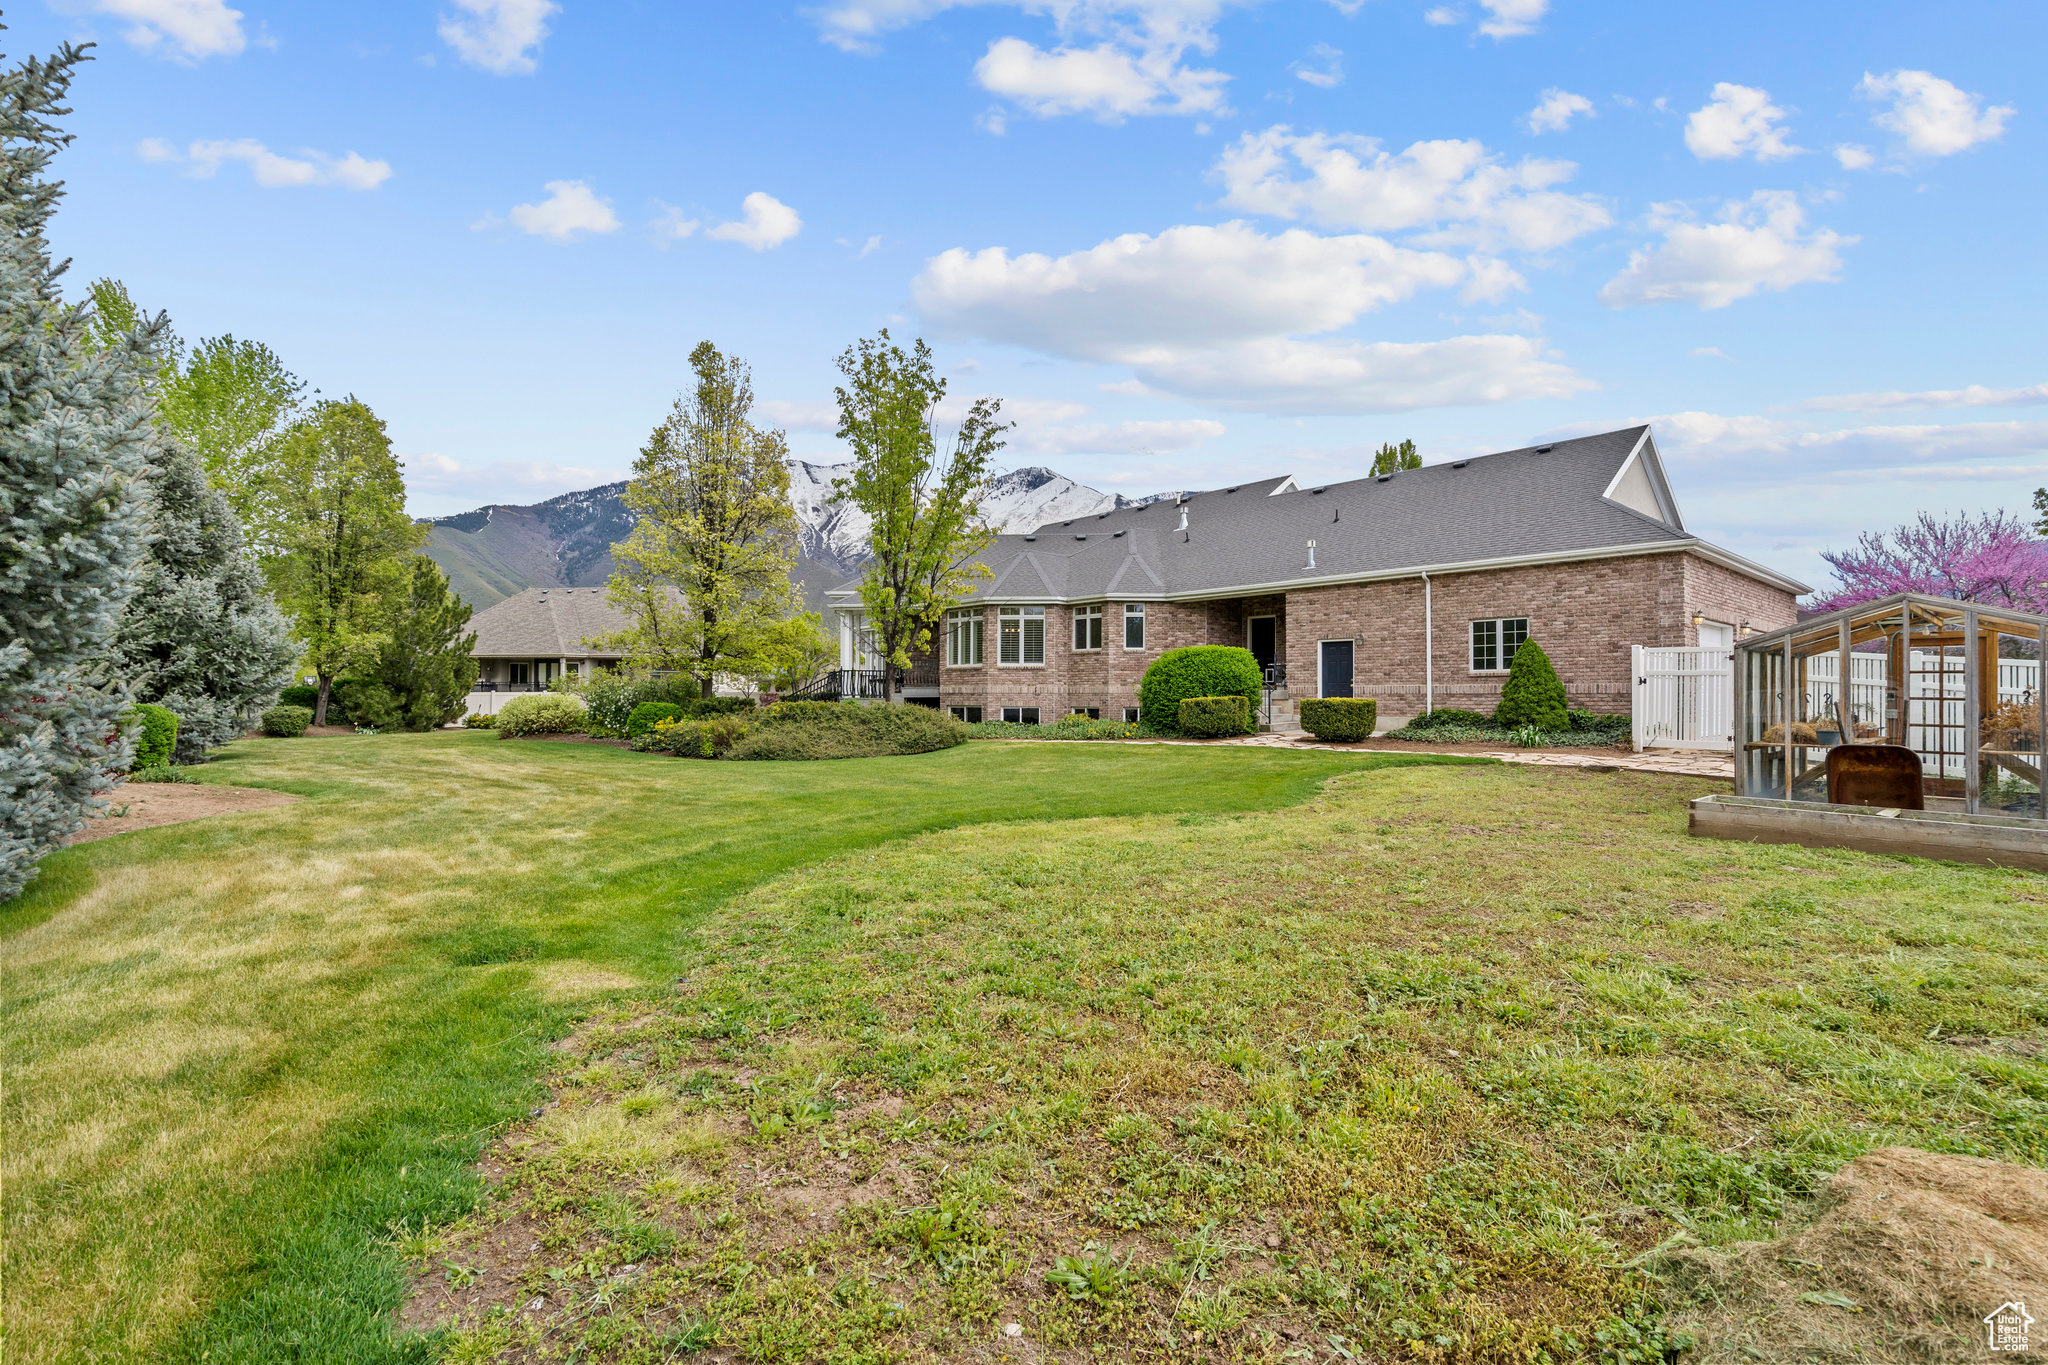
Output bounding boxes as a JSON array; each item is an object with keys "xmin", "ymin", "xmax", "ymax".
[{"xmin": 936, "ymin": 550, "xmax": 1798, "ymax": 721}]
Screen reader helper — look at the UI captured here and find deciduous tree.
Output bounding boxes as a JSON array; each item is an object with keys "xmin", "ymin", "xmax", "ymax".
[
  {"xmin": 1369, "ymin": 438, "xmax": 1420, "ymax": 476},
  {"xmin": 265, "ymin": 398, "xmax": 424, "ymax": 724},
  {"xmin": 1812, "ymin": 510, "xmax": 2048, "ymax": 614},
  {"xmin": 605, "ymin": 342, "xmax": 819, "ymax": 696},
  {"xmin": 833, "ymin": 331, "xmax": 1008, "ymax": 703},
  {"xmin": 0, "ymin": 43, "xmax": 156, "ymax": 899}
]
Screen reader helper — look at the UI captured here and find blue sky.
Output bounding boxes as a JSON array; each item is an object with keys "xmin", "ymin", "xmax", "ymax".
[{"xmin": 22, "ymin": 0, "xmax": 2045, "ymax": 587}]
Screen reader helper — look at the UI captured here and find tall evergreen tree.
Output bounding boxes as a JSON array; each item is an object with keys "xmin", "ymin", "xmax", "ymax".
[
  {"xmin": 350, "ymin": 556, "xmax": 479, "ymax": 731},
  {"xmin": 605, "ymin": 342, "xmax": 818, "ymax": 697},
  {"xmin": 0, "ymin": 44, "xmax": 156, "ymax": 899},
  {"xmin": 112, "ymin": 436, "xmax": 296, "ymax": 759},
  {"xmin": 833, "ymin": 331, "xmax": 1008, "ymax": 704},
  {"xmin": 264, "ymin": 398, "xmax": 425, "ymax": 725}
]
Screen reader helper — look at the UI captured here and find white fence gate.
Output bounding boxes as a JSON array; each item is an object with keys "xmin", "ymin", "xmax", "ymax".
[{"xmin": 1631, "ymin": 645, "xmax": 1733, "ymax": 750}]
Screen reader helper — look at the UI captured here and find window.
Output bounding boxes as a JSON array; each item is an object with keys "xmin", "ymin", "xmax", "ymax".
[
  {"xmin": 565, "ymin": 662, "xmax": 581, "ymax": 678},
  {"xmin": 508, "ymin": 661, "xmax": 530, "ymax": 685},
  {"xmin": 1001, "ymin": 706, "xmax": 1041, "ymax": 724},
  {"xmin": 946, "ymin": 608, "xmax": 984, "ymax": 666},
  {"xmin": 999, "ymin": 606, "xmax": 1045, "ymax": 665},
  {"xmin": 1470, "ymin": 617, "xmax": 1530, "ymax": 672},
  {"xmin": 948, "ymin": 705, "xmax": 983, "ymax": 722},
  {"xmin": 1070, "ymin": 707, "xmax": 1100, "ymax": 719},
  {"xmin": 1124, "ymin": 603, "xmax": 1147, "ymax": 649},
  {"xmin": 1123, "ymin": 707, "xmax": 1141, "ymax": 723},
  {"xmin": 1072, "ymin": 604, "xmax": 1103, "ymax": 651}
]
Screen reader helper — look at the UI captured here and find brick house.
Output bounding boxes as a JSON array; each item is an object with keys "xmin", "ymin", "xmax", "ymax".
[{"xmin": 823, "ymin": 426, "xmax": 1808, "ymax": 728}]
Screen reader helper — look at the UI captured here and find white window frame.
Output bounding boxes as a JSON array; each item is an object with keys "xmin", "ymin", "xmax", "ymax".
[
  {"xmin": 1069, "ymin": 706, "xmax": 1100, "ymax": 719},
  {"xmin": 1072, "ymin": 604, "xmax": 1103, "ymax": 652},
  {"xmin": 946, "ymin": 608, "xmax": 984, "ymax": 667},
  {"xmin": 948, "ymin": 705, "xmax": 983, "ymax": 722},
  {"xmin": 998, "ymin": 606, "xmax": 1045, "ymax": 666},
  {"xmin": 1123, "ymin": 603, "xmax": 1147, "ymax": 650},
  {"xmin": 1122, "ymin": 707, "xmax": 1141, "ymax": 723},
  {"xmin": 1001, "ymin": 706, "xmax": 1041, "ymax": 725},
  {"xmin": 1469, "ymin": 617, "xmax": 1530, "ymax": 673}
]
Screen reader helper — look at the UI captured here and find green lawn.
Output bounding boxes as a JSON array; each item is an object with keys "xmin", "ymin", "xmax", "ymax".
[
  {"xmin": 1, "ymin": 733, "xmax": 1455, "ymax": 1364},
  {"xmin": 410, "ymin": 762, "xmax": 2048, "ymax": 1364}
]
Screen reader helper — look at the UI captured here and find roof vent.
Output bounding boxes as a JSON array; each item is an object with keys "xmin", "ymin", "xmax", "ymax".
[
  {"xmin": 1375, "ymin": 474, "xmax": 1392, "ymax": 483},
  {"xmin": 1225, "ymin": 486, "xmax": 1238, "ymax": 493},
  {"xmin": 1451, "ymin": 460, "xmax": 1468, "ymax": 469},
  {"xmin": 1535, "ymin": 445, "xmax": 1554, "ymax": 453},
  {"xmin": 1113, "ymin": 529, "xmax": 1126, "ymax": 537},
  {"xmin": 1023, "ymin": 535, "xmax": 1037, "ymax": 542},
  {"xmin": 1310, "ymin": 487, "xmax": 1325, "ymax": 495},
  {"xmin": 1074, "ymin": 534, "xmax": 1087, "ymax": 541}
]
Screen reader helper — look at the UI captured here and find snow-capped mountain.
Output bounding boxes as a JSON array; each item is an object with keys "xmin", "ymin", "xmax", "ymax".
[{"xmin": 426, "ymin": 459, "xmax": 1142, "ymax": 611}]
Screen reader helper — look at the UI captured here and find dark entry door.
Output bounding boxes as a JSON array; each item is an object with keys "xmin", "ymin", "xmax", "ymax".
[
  {"xmin": 1319, "ymin": 640, "xmax": 1354, "ymax": 698},
  {"xmin": 1248, "ymin": 617, "xmax": 1276, "ymax": 673}
]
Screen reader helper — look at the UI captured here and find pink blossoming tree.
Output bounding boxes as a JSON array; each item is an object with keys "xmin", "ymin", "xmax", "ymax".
[{"xmin": 1812, "ymin": 510, "xmax": 2048, "ymax": 614}]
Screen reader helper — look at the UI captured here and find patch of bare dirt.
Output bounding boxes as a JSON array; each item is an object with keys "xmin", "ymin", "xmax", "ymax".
[
  {"xmin": 66, "ymin": 782, "xmax": 299, "ymax": 844},
  {"xmin": 1663, "ymin": 1146, "xmax": 2048, "ymax": 1363}
]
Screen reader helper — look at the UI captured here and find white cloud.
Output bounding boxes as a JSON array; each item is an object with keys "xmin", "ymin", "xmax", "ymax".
[
  {"xmin": 974, "ymin": 34, "xmax": 1227, "ymax": 119},
  {"xmin": 707, "ymin": 192, "xmax": 803, "ymax": 250},
  {"xmin": 1477, "ymin": 0, "xmax": 1547, "ymax": 38},
  {"xmin": 912, "ymin": 220, "xmax": 1589, "ymax": 413},
  {"xmin": 1684, "ymin": 83, "xmax": 1799, "ymax": 161},
  {"xmin": 91, "ymin": 0, "xmax": 245, "ymax": 61},
  {"xmin": 759, "ymin": 400, "xmax": 843, "ymax": 431},
  {"xmin": 1525, "ymin": 88, "xmax": 1593, "ymax": 135},
  {"xmin": 505, "ymin": 180, "xmax": 620, "ymax": 240},
  {"xmin": 1291, "ymin": 43, "xmax": 1343, "ymax": 90},
  {"xmin": 1832, "ymin": 143, "xmax": 1875, "ymax": 170},
  {"xmin": 143, "ymin": 137, "xmax": 392, "ymax": 189},
  {"xmin": 1691, "ymin": 346, "xmax": 1732, "ymax": 359},
  {"xmin": 439, "ymin": 0, "xmax": 557, "ymax": 76},
  {"xmin": 404, "ymin": 454, "xmax": 623, "ymax": 515},
  {"xmin": 1794, "ymin": 380, "xmax": 2048, "ymax": 413},
  {"xmin": 859, "ymin": 234, "xmax": 884, "ymax": 257},
  {"xmin": 652, "ymin": 203, "xmax": 700, "ymax": 244},
  {"xmin": 1214, "ymin": 126, "xmax": 1611, "ymax": 253},
  {"xmin": 813, "ymin": 1, "xmax": 1242, "ymax": 120},
  {"xmin": 1645, "ymin": 412, "xmax": 2048, "ymax": 484},
  {"xmin": 1017, "ymin": 417, "xmax": 1227, "ymax": 455},
  {"xmin": 1599, "ymin": 191, "xmax": 1853, "ymax": 311},
  {"xmin": 1422, "ymin": 6, "xmax": 1458, "ymax": 24},
  {"xmin": 1857, "ymin": 69, "xmax": 2013, "ymax": 157}
]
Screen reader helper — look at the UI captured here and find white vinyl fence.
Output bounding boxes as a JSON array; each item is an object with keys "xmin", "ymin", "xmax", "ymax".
[
  {"xmin": 1631, "ymin": 646, "xmax": 1733, "ymax": 750},
  {"xmin": 1632, "ymin": 644, "xmax": 2044, "ymax": 758}
]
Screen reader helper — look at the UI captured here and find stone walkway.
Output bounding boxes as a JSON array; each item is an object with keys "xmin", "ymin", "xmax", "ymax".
[{"xmin": 1122, "ymin": 732, "xmax": 1735, "ymax": 780}]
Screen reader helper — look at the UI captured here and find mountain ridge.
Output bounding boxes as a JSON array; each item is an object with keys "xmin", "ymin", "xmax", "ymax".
[{"xmin": 423, "ymin": 461, "xmax": 1163, "ymax": 612}]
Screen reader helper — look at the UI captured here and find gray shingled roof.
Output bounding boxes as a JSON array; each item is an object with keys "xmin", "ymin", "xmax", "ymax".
[
  {"xmin": 469, "ymin": 587, "xmax": 634, "ymax": 658},
  {"xmin": 895, "ymin": 425, "xmax": 1805, "ymax": 602}
]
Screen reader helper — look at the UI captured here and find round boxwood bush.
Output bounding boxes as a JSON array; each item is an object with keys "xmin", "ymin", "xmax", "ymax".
[
  {"xmin": 628, "ymin": 701, "xmax": 687, "ymax": 738},
  {"xmin": 1299, "ymin": 697, "xmax": 1377, "ymax": 742},
  {"xmin": 1493, "ymin": 638, "xmax": 1568, "ymax": 731},
  {"xmin": 1178, "ymin": 695, "xmax": 1248, "ymax": 738},
  {"xmin": 260, "ymin": 704, "xmax": 314, "ymax": 737},
  {"xmin": 129, "ymin": 703, "xmax": 179, "ymax": 769},
  {"xmin": 495, "ymin": 693, "xmax": 588, "ymax": 738},
  {"xmin": 1138, "ymin": 646, "xmax": 1262, "ymax": 735}
]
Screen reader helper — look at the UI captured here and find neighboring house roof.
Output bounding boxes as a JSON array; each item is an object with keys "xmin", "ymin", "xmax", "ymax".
[
  {"xmin": 825, "ymin": 425, "xmax": 1809, "ymax": 605},
  {"xmin": 469, "ymin": 586, "xmax": 635, "ymax": 658}
]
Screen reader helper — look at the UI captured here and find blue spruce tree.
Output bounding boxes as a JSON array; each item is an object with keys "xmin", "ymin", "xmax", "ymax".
[{"xmin": 0, "ymin": 45, "xmax": 157, "ymax": 899}]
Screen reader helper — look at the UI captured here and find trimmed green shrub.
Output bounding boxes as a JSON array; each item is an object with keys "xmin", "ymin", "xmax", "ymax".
[
  {"xmin": 726, "ymin": 702, "xmax": 965, "ymax": 762},
  {"xmin": 1299, "ymin": 697, "xmax": 1377, "ymax": 742},
  {"xmin": 628, "ymin": 702, "xmax": 688, "ymax": 738},
  {"xmin": 638, "ymin": 717, "xmax": 706, "ymax": 757},
  {"xmin": 577, "ymin": 674, "xmax": 756, "ymax": 737},
  {"xmin": 495, "ymin": 693, "xmax": 588, "ymax": 738},
  {"xmin": 1493, "ymin": 639, "xmax": 1568, "ymax": 731},
  {"xmin": 1405, "ymin": 707, "xmax": 1491, "ymax": 731},
  {"xmin": 463, "ymin": 711, "xmax": 495, "ymax": 729},
  {"xmin": 260, "ymin": 705, "xmax": 313, "ymax": 737},
  {"xmin": 1138, "ymin": 646, "xmax": 1262, "ymax": 735},
  {"xmin": 130, "ymin": 704, "xmax": 179, "ymax": 769},
  {"xmin": 1178, "ymin": 695, "xmax": 1248, "ymax": 738}
]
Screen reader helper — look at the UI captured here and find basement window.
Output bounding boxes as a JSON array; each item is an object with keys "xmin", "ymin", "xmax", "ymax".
[
  {"xmin": 948, "ymin": 705, "xmax": 983, "ymax": 723},
  {"xmin": 1001, "ymin": 706, "xmax": 1041, "ymax": 725}
]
